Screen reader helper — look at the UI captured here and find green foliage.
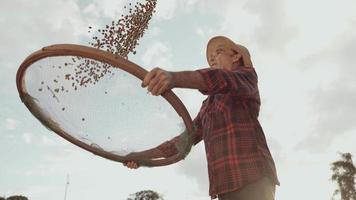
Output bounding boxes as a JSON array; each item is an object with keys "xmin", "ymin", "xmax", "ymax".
[
  {"xmin": 331, "ymin": 152, "xmax": 356, "ymax": 200},
  {"xmin": 127, "ymin": 190, "xmax": 164, "ymax": 200}
]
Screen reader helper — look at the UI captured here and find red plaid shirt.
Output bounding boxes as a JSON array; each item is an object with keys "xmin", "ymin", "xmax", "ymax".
[{"xmin": 158, "ymin": 66, "xmax": 280, "ymax": 199}]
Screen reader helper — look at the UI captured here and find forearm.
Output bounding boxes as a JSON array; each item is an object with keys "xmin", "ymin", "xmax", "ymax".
[
  {"xmin": 171, "ymin": 71, "xmax": 207, "ymax": 91},
  {"xmin": 157, "ymin": 135, "xmax": 180, "ymax": 158}
]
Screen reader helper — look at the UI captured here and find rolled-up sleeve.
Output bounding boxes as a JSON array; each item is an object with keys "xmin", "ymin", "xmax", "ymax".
[
  {"xmin": 196, "ymin": 67, "xmax": 258, "ymax": 96},
  {"xmin": 157, "ymin": 136, "xmax": 180, "ymax": 158},
  {"xmin": 157, "ymin": 113, "xmax": 203, "ymax": 158},
  {"xmin": 192, "ymin": 112, "xmax": 203, "ymax": 145}
]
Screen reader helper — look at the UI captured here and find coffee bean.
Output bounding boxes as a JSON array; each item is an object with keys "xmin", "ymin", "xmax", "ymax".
[{"xmin": 41, "ymin": 1, "xmax": 156, "ymax": 95}]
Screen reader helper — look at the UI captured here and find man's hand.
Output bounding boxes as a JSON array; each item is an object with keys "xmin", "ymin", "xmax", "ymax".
[
  {"xmin": 142, "ymin": 67, "xmax": 174, "ymax": 96},
  {"xmin": 122, "ymin": 148, "xmax": 167, "ymax": 169},
  {"xmin": 123, "ymin": 161, "xmax": 139, "ymax": 169}
]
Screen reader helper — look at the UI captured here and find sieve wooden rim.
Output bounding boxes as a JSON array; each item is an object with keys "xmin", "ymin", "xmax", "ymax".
[{"xmin": 16, "ymin": 44, "xmax": 194, "ymax": 167}]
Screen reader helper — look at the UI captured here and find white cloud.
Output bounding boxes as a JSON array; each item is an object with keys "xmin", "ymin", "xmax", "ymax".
[
  {"xmin": 194, "ymin": 26, "xmax": 217, "ymax": 43},
  {"xmin": 176, "ymin": 143, "xmax": 209, "ymax": 194},
  {"xmin": 195, "ymin": 27, "xmax": 205, "ymax": 38},
  {"xmin": 284, "ymin": 0, "xmax": 356, "ymax": 63},
  {"xmin": 41, "ymin": 135, "xmax": 59, "ymax": 146},
  {"xmin": 155, "ymin": 0, "xmax": 178, "ymax": 20},
  {"xmin": 82, "ymin": 2, "xmax": 102, "ymax": 19},
  {"xmin": 146, "ymin": 26, "xmax": 161, "ymax": 37},
  {"xmin": 84, "ymin": 0, "xmax": 126, "ymax": 19},
  {"xmin": 174, "ymin": 88, "xmax": 205, "ymax": 111},
  {"xmin": 245, "ymin": 0, "xmax": 298, "ymax": 53},
  {"xmin": 5, "ymin": 134, "xmax": 16, "ymax": 140},
  {"xmin": 276, "ymin": 159, "xmax": 335, "ymax": 200},
  {"xmin": 141, "ymin": 41, "xmax": 174, "ymax": 69},
  {"xmin": 295, "ymin": 23, "xmax": 356, "ymax": 152},
  {"xmin": 0, "ymin": 0, "xmax": 91, "ymax": 95},
  {"xmin": 5, "ymin": 118, "xmax": 20, "ymax": 130},
  {"xmin": 206, "ymin": 0, "xmax": 297, "ymax": 56},
  {"xmin": 0, "ymin": 0, "xmax": 86, "ymax": 63},
  {"xmin": 22, "ymin": 132, "xmax": 32, "ymax": 144},
  {"xmin": 154, "ymin": 0, "xmax": 204, "ymax": 20}
]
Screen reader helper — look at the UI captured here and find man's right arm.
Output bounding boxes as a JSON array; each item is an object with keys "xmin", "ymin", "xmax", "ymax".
[
  {"xmin": 157, "ymin": 113, "xmax": 203, "ymax": 158},
  {"xmin": 123, "ymin": 113, "xmax": 203, "ymax": 169},
  {"xmin": 141, "ymin": 68, "xmax": 207, "ymax": 96}
]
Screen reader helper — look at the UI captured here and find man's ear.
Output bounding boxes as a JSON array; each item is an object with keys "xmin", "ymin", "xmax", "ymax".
[{"xmin": 232, "ymin": 53, "xmax": 242, "ymax": 63}]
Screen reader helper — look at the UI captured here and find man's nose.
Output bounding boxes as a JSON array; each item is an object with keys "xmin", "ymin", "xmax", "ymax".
[{"xmin": 209, "ymin": 56, "xmax": 216, "ymax": 64}]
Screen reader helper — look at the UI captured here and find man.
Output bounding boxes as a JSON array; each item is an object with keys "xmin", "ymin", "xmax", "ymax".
[{"xmin": 124, "ymin": 36, "xmax": 280, "ymax": 200}]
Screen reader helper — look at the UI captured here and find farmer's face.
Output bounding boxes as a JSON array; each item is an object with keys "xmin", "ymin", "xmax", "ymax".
[{"xmin": 209, "ymin": 45, "xmax": 241, "ymax": 70}]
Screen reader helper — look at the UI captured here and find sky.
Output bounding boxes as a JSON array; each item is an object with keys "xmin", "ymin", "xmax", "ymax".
[{"xmin": 1, "ymin": 0, "xmax": 356, "ymax": 199}]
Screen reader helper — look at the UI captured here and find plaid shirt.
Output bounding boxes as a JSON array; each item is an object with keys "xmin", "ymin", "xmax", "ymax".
[{"xmin": 158, "ymin": 66, "xmax": 279, "ymax": 199}]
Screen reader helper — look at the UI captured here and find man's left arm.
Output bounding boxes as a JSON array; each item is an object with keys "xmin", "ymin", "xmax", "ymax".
[
  {"xmin": 141, "ymin": 67, "xmax": 207, "ymax": 95},
  {"xmin": 142, "ymin": 67, "xmax": 257, "ymax": 96}
]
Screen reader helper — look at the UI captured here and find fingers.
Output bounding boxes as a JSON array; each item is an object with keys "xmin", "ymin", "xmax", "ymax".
[
  {"xmin": 147, "ymin": 75, "xmax": 161, "ymax": 94},
  {"xmin": 142, "ymin": 67, "xmax": 172, "ymax": 96},
  {"xmin": 142, "ymin": 67, "xmax": 160, "ymax": 88},
  {"xmin": 151, "ymin": 79, "xmax": 169, "ymax": 96},
  {"xmin": 123, "ymin": 161, "xmax": 139, "ymax": 169}
]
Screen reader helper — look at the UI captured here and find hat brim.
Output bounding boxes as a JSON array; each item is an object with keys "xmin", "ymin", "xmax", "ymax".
[{"xmin": 206, "ymin": 36, "xmax": 253, "ymax": 68}]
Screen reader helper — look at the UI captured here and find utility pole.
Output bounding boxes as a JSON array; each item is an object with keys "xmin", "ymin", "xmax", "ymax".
[{"xmin": 64, "ymin": 174, "xmax": 70, "ymax": 200}]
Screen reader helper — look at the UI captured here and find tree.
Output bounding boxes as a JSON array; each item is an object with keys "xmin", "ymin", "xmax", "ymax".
[
  {"xmin": 6, "ymin": 196, "xmax": 28, "ymax": 200},
  {"xmin": 127, "ymin": 190, "xmax": 164, "ymax": 200},
  {"xmin": 0, "ymin": 196, "xmax": 28, "ymax": 200},
  {"xmin": 331, "ymin": 152, "xmax": 356, "ymax": 200}
]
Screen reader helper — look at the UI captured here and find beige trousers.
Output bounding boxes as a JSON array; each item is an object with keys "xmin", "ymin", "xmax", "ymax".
[{"xmin": 218, "ymin": 176, "xmax": 276, "ymax": 200}]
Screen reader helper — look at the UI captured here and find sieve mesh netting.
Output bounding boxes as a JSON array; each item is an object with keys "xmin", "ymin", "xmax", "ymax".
[{"xmin": 23, "ymin": 56, "xmax": 184, "ymax": 156}]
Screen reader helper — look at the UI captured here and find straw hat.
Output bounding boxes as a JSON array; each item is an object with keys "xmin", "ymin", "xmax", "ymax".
[{"xmin": 206, "ymin": 36, "xmax": 253, "ymax": 68}]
